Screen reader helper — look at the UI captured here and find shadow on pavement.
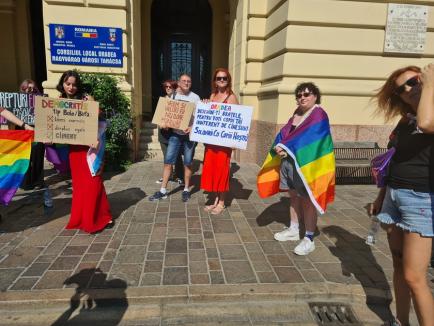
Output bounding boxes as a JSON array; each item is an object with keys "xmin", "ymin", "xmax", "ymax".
[
  {"xmin": 51, "ymin": 268, "xmax": 128, "ymax": 326},
  {"xmin": 199, "ymin": 163, "xmax": 253, "ymax": 207},
  {"xmin": 0, "ymin": 187, "xmax": 145, "ymax": 233},
  {"xmin": 108, "ymin": 188, "xmax": 146, "ymax": 219},
  {"xmin": 255, "ymin": 196, "xmax": 290, "ymax": 226},
  {"xmin": 322, "ymin": 225, "xmax": 394, "ymax": 323}
]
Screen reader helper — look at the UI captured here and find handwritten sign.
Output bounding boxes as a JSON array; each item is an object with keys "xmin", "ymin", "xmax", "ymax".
[
  {"xmin": 190, "ymin": 102, "xmax": 253, "ymax": 150},
  {"xmin": 384, "ymin": 4, "xmax": 428, "ymax": 54},
  {"xmin": 34, "ymin": 97, "xmax": 98, "ymax": 145},
  {"xmin": 151, "ymin": 97, "xmax": 195, "ymax": 130},
  {"xmin": 0, "ymin": 92, "xmax": 35, "ymax": 125}
]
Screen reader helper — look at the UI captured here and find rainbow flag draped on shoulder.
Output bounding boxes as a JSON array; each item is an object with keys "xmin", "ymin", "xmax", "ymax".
[
  {"xmin": 0, "ymin": 130, "xmax": 34, "ymax": 205},
  {"xmin": 257, "ymin": 105, "xmax": 335, "ymax": 214}
]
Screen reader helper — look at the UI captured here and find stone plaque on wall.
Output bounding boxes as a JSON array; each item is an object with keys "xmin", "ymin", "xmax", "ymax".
[{"xmin": 384, "ymin": 4, "xmax": 428, "ymax": 54}]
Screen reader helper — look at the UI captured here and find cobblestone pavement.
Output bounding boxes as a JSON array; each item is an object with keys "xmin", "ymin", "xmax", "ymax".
[{"xmin": 0, "ymin": 160, "xmax": 431, "ymax": 324}]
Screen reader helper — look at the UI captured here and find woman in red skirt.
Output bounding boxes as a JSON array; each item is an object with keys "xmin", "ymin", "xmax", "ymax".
[
  {"xmin": 201, "ymin": 68, "xmax": 239, "ymax": 215},
  {"xmin": 57, "ymin": 70, "xmax": 113, "ymax": 233}
]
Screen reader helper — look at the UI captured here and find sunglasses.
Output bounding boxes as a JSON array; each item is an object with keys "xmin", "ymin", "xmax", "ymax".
[
  {"xmin": 215, "ymin": 76, "xmax": 228, "ymax": 81},
  {"xmin": 395, "ymin": 76, "xmax": 419, "ymax": 95},
  {"xmin": 165, "ymin": 85, "xmax": 172, "ymax": 89},
  {"xmin": 296, "ymin": 92, "xmax": 312, "ymax": 99}
]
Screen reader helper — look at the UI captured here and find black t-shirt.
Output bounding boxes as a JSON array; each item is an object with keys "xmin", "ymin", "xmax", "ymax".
[{"xmin": 387, "ymin": 119, "xmax": 434, "ymax": 192}]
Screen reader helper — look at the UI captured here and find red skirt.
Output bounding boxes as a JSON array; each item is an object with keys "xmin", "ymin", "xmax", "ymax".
[
  {"xmin": 200, "ymin": 145, "xmax": 232, "ymax": 192},
  {"xmin": 66, "ymin": 145, "xmax": 112, "ymax": 233}
]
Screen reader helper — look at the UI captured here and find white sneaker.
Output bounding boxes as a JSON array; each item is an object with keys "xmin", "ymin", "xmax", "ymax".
[
  {"xmin": 294, "ymin": 237, "xmax": 315, "ymax": 256},
  {"xmin": 274, "ymin": 227, "xmax": 300, "ymax": 241}
]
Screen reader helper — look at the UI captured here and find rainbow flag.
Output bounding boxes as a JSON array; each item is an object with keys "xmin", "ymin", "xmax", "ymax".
[
  {"xmin": 257, "ymin": 106, "xmax": 335, "ymax": 214},
  {"xmin": 87, "ymin": 121, "xmax": 107, "ymax": 176},
  {"xmin": 0, "ymin": 130, "xmax": 34, "ymax": 205}
]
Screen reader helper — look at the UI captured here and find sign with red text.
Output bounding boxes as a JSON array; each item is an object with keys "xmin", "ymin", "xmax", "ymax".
[
  {"xmin": 151, "ymin": 97, "xmax": 195, "ymax": 130},
  {"xmin": 34, "ymin": 96, "xmax": 98, "ymax": 145},
  {"xmin": 190, "ymin": 102, "xmax": 253, "ymax": 150}
]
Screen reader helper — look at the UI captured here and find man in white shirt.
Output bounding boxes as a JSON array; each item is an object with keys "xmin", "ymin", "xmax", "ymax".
[{"xmin": 149, "ymin": 74, "xmax": 200, "ymax": 202}]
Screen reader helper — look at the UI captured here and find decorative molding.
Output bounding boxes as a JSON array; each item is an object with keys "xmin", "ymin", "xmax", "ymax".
[{"xmin": 0, "ymin": 0, "xmax": 15, "ymax": 13}]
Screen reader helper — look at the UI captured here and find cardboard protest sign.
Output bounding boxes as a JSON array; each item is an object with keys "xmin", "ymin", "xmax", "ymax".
[
  {"xmin": 190, "ymin": 102, "xmax": 253, "ymax": 150},
  {"xmin": 34, "ymin": 96, "xmax": 98, "ymax": 146},
  {"xmin": 0, "ymin": 92, "xmax": 35, "ymax": 125},
  {"xmin": 151, "ymin": 97, "xmax": 195, "ymax": 130}
]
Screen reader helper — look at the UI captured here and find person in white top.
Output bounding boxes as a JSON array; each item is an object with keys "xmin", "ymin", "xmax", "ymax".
[{"xmin": 149, "ymin": 74, "xmax": 200, "ymax": 203}]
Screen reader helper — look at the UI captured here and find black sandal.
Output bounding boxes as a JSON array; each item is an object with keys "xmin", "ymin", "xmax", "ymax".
[{"xmin": 105, "ymin": 220, "xmax": 115, "ymax": 229}]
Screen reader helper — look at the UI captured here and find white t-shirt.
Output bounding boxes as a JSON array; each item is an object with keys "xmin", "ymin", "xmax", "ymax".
[{"xmin": 172, "ymin": 91, "xmax": 200, "ymax": 135}]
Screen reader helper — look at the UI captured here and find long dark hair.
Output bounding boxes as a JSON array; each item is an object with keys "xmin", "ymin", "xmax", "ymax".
[
  {"xmin": 56, "ymin": 70, "xmax": 84, "ymax": 99},
  {"xmin": 373, "ymin": 65, "xmax": 421, "ymax": 121}
]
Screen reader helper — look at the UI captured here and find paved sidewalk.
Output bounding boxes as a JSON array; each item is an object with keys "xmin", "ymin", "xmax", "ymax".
[{"xmin": 0, "ymin": 160, "xmax": 430, "ymax": 324}]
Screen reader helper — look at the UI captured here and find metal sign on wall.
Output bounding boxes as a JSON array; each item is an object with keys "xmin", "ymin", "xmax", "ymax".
[
  {"xmin": 384, "ymin": 4, "xmax": 429, "ymax": 54},
  {"xmin": 49, "ymin": 24, "xmax": 123, "ymax": 67}
]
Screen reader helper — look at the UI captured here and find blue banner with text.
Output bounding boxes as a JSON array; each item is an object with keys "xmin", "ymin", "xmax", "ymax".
[{"xmin": 49, "ymin": 24, "xmax": 123, "ymax": 67}]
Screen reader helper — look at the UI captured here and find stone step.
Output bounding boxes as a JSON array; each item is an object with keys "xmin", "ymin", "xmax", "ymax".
[
  {"xmin": 140, "ymin": 149, "xmax": 164, "ymax": 161},
  {"xmin": 139, "ymin": 134, "xmax": 159, "ymax": 143},
  {"xmin": 139, "ymin": 144, "xmax": 205, "ymax": 162},
  {"xmin": 0, "ymin": 290, "xmax": 403, "ymax": 325},
  {"xmin": 138, "ymin": 124, "xmax": 206, "ymax": 162},
  {"xmin": 140, "ymin": 128, "xmax": 158, "ymax": 136},
  {"xmin": 139, "ymin": 141, "xmax": 162, "ymax": 151},
  {"xmin": 142, "ymin": 121, "xmax": 157, "ymax": 129}
]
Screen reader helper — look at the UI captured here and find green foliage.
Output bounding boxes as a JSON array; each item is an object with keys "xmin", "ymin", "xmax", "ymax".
[{"xmin": 80, "ymin": 72, "xmax": 132, "ymax": 171}]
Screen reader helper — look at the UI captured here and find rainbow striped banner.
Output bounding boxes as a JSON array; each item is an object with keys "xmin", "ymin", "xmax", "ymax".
[
  {"xmin": 257, "ymin": 106, "xmax": 335, "ymax": 214},
  {"xmin": 0, "ymin": 130, "xmax": 34, "ymax": 205}
]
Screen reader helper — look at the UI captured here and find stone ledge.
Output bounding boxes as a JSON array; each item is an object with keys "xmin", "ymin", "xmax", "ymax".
[{"xmin": 0, "ymin": 282, "xmax": 391, "ymax": 309}]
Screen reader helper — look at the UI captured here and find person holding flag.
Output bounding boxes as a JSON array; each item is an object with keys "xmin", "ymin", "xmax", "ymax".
[
  {"xmin": 257, "ymin": 82, "xmax": 335, "ymax": 255},
  {"xmin": 0, "ymin": 108, "xmax": 34, "ymax": 222}
]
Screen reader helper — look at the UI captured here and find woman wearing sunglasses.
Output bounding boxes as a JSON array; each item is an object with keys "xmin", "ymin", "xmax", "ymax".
[
  {"xmin": 200, "ymin": 68, "xmax": 238, "ymax": 215},
  {"xmin": 272, "ymin": 82, "xmax": 334, "ymax": 256},
  {"xmin": 371, "ymin": 65, "xmax": 434, "ymax": 326}
]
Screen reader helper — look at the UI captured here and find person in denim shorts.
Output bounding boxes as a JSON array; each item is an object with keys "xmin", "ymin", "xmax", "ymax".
[
  {"xmin": 371, "ymin": 64, "xmax": 434, "ymax": 326},
  {"xmin": 149, "ymin": 74, "xmax": 200, "ymax": 203}
]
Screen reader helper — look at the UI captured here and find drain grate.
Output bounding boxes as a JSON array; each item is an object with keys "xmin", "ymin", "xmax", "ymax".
[{"xmin": 308, "ymin": 302, "xmax": 362, "ymax": 325}]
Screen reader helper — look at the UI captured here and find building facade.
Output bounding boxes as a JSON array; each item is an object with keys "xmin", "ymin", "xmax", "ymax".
[{"xmin": 1, "ymin": 0, "xmax": 434, "ymax": 164}]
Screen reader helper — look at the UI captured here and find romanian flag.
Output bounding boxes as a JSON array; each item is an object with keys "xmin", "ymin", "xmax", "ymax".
[
  {"xmin": 257, "ymin": 106, "xmax": 335, "ymax": 214},
  {"xmin": 0, "ymin": 130, "xmax": 34, "ymax": 205},
  {"xmin": 74, "ymin": 32, "xmax": 98, "ymax": 38}
]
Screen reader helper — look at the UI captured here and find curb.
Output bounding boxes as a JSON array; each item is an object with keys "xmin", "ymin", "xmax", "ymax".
[{"xmin": 0, "ymin": 282, "xmax": 392, "ymax": 309}]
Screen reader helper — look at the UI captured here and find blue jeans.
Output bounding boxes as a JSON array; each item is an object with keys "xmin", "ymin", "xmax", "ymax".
[
  {"xmin": 164, "ymin": 133, "xmax": 196, "ymax": 166},
  {"xmin": 377, "ymin": 186, "xmax": 434, "ymax": 237}
]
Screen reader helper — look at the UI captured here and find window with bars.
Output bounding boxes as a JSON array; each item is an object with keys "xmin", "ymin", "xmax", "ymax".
[{"xmin": 170, "ymin": 42, "xmax": 192, "ymax": 80}]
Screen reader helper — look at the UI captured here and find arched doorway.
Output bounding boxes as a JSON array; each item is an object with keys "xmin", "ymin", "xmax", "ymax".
[{"xmin": 151, "ymin": 0, "xmax": 212, "ymax": 109}]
